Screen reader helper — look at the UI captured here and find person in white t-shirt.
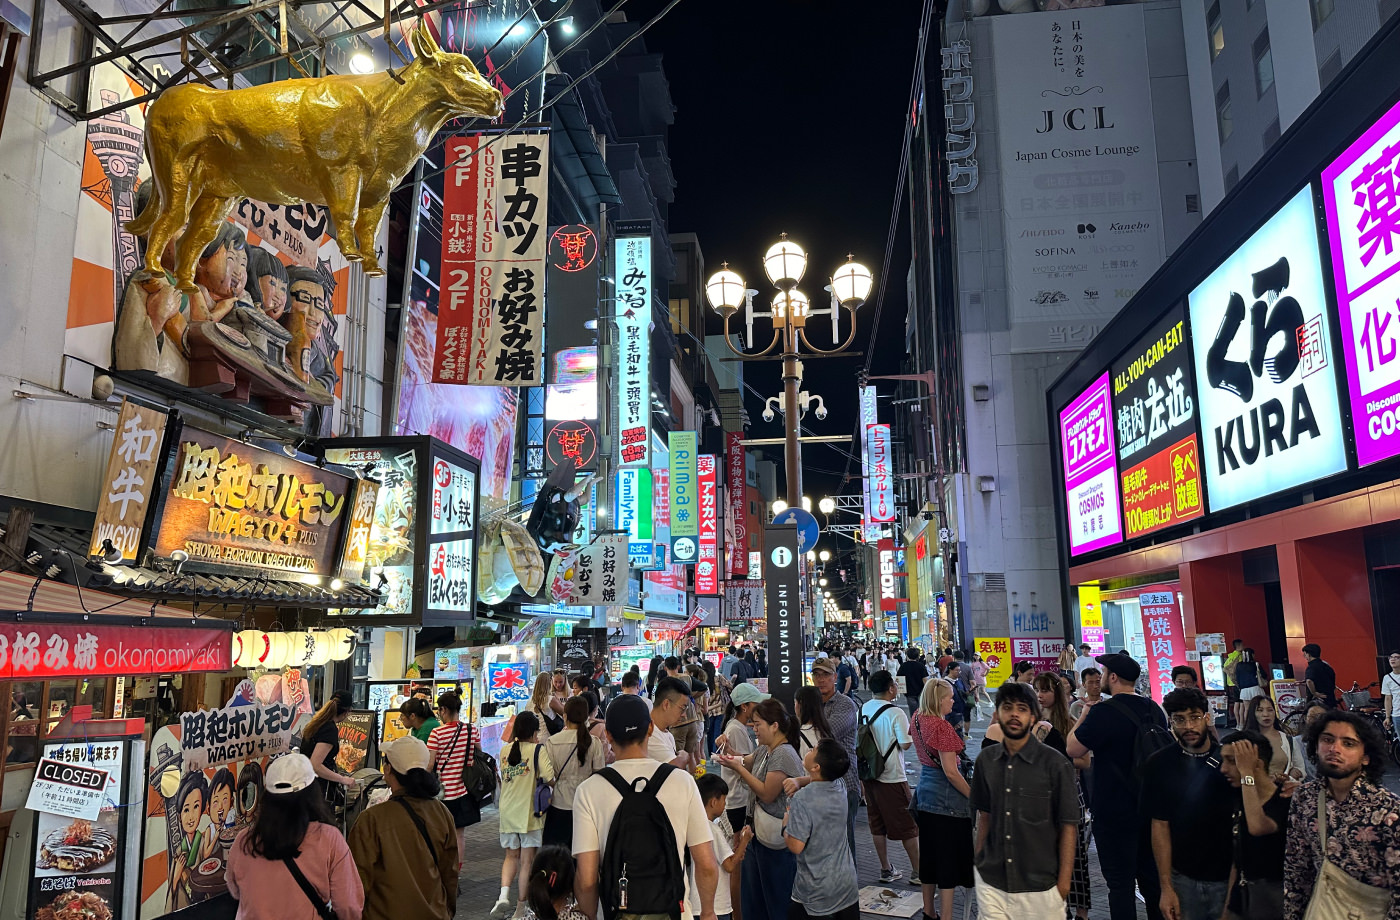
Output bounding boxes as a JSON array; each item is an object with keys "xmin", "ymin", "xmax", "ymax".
[
  {"xmin": 1072, "ymin": 644, "xmax": 1096, "ymax": 684},
  {"xmin": 572, "ymin": 695, "xmax": 718, "ymax": 920},
  {"xmin": 692, "ymin": 772, "xmax": 751, "ymax": 920},
  {"xmin": 1383, "ymin": 650, "xmax": 1400, "ymax": 740},
  {"xmin": 647, "ymin": 676, "xmax": 693, "ymax": 767},
  {"xmin": 860, "ymin": 670, "xmax": 920, "ymax": 885}
]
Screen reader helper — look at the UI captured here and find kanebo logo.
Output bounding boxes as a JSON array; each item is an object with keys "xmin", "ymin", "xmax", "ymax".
[
  {"xmin": 770, "ymin": 546, "xmax": 793, "ymax": 568},
  {"xmin": 1111, "ymin": 221, "xmax": 1152, "ymax": 234}
]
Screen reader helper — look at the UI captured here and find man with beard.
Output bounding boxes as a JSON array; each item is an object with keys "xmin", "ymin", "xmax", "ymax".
[
  {"xmin": 1145, "ymin": 688, "xmax": 1234, "ymax": 920},
  {"xmin": 970, "ymin": 681, "xmax": 1078, "ymax": 919},
  {"xmin": 1282, "ymin": 711, "xmax": 1400, "ymax": 920}
]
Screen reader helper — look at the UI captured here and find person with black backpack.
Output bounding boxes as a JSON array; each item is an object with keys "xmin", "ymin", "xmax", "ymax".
[
  {"xmin": 572, "ymin": 695, "xmax": 719, "ymax": 920},
  {"xmin": 1065, "ymin": 652, "xmax": 1171, "ymax": 920},
  {"xmin": 858, "ymin": 670, "xmax": 920, "ymax": 885},
  {"xmin": 347, "ymin": 737, "xmax": 458, "ymax": 920}
]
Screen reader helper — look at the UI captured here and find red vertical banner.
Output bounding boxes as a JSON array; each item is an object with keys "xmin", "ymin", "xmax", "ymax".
[
  {"xmin": 434, "ymin": 135, "xmax": 483, "ymax": 383},
  {"xmin": 697, "ymin": 455, "xmax": 719, "ymax": 595},
  {"xmin": 726, "ymin": 432, "xmax": 747, "ymax": 577},
  {"xmin": 1138, "ymin": 584, "xmax": 1187, "ymax": 702}
]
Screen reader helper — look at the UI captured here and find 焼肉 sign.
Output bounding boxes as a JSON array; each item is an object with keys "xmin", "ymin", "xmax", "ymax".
[
  {"xmin": 1059, "ymin": 372, "xmax": 1122, "ymax": 555},
  {"xmin": 1110, "ymin": 303, "xmax": 1204, "ymax": 538},
  {"xmin": 1322, "ymin": 95, "xmax": 1400, "ymax": 468},
  {"xmin": 1187, "ymin": 187, "xmax": 1346, "ymax": 511}
]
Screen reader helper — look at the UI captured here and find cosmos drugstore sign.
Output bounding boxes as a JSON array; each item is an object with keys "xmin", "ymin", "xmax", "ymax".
[{"xmin": 1187, "ymin": 187, "xmax": 1347, "ymax": 511}]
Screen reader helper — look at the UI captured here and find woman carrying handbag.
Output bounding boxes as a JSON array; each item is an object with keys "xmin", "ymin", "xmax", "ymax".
[{"xmin": 426, "ymin": 691, "xmax": 479, "ymax": 863}]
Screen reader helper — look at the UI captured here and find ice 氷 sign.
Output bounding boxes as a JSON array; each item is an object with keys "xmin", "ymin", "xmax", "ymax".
[
  {"xmin": 1059, "ymin": 372, "xmax": 1122, "ymax": 555},
  {"xmin": 1323, "ymin": 96, "xmax": 1400, "ymax": 467}
]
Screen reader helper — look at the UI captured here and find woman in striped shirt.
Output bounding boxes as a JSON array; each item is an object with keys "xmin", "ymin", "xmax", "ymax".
[{"xmin": 426, "ymin": 691, "xmax": 480, "ymax": 863}]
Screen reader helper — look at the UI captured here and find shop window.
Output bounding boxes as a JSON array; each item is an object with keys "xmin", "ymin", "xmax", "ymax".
[
  {"xmin": 1253, "ymin": 29, "xmax": 1274, "ymax": 97},
  {"xmin": 1310, "ymin": 0, "xmax": 1334, "ymax": 30},
  {"xmin": 1216, "ymin": 82, "xmax": 1233, "ymax": 142},
  {"xmin": 1207, "ymin": 2, "xmax": 1225, "ymax": 60}
]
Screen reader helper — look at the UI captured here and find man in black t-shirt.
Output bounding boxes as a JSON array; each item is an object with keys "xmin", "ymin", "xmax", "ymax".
[
  {"xmin": 1302, "ymin": 643, "xmax": 1338, "ymax": 707},
  {"xmin": 1066, "ymin": 652, "xmax": 1166, "ymax": 920},
  {"xmin": 1146, "ymin": 688, "xmax": 1234, "ymax": 920},
  {"xmin": 895, "ymin": 650, "xmax": 929, "ymax": 712},
  {"xmin": 1218, "ymin": 730, "xmax": 1289, "ymax": 920}
]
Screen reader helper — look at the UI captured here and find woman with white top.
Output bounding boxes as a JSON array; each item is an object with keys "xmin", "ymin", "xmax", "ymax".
[
  {"xmin": 1242, "ymin": 695, "xmax": 1306, "ymax": 780},
  {"xmin": 540, "ymin": 696, "xmax": 605, "ymax": 848},
  {"xmin": 793, "ymin": 685, "xmax": 834, "ymax": 759},
  {"xmin": 714, "ymin": 683, "xmax": 765, "ymax": 832}
]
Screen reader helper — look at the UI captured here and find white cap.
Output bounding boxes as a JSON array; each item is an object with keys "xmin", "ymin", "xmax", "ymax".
[
  {"xmin": 384, "ymin": 735, "xmax": 432, "ymax": 774},
  {"xmin": 265, "ymin": 753, "xmax": 317, "ymax": 795}
]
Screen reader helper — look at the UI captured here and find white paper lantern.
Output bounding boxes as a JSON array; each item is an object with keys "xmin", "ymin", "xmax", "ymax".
[
  {"xmin": 263, "ymin": 632, "xmax": 293, "ymax": 669},
  {"xmin": 238, "ymin": 630, "xmax": 267, "ymax": 668},
  {"xmin": 307, "ymin": 631, "xmax": 334, "ymax": 666},
  {"xmin": 327, "ymin": 628, "xmax": 356, "ymax": 661},
  {"xmin": 287, "ymin": 630, "xmax": 319, "ymax": 668}
]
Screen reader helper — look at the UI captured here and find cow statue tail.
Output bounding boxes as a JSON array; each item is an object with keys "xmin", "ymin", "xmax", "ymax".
[{"xmin": 124, "ymin": 178, "xmax": 158, "ymax": 237}]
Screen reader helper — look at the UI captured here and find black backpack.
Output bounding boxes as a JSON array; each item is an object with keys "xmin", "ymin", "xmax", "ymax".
[
  {"xmin": 598, "ymin": 765, "xmax": 685, "ymax": 920},
  {"xmin": 856, "ymin": 704, "xmax": 899, "ymax": 781},
  {"xmin": 1114, "ymin": 696, "xmax": 1174, "ymax": 778}
]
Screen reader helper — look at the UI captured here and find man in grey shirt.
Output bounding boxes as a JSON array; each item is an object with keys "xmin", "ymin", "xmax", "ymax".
[
  {"xmin": 802, "ymin": 657, "xmax": 861, "ymax": 865},
  {"xmin": 785, "ymin": 739, "xmax": 860, "ymax": 920},
  {"xmin": 971, "ymin": 682, "xmax": 1078, "ymax": 920}
]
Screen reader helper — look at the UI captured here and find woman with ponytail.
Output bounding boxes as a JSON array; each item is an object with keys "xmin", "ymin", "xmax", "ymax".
[
  {"xmin": 714, "ymin": 698, "xmax": 802, "ymax": 920},
  {"xmin": 522, "ymin": 846, "xmax": 588, "ymax": 920},
  {"xmin": 541, "ymin": 696, "xmax": 604, "ymax": 848},
  {"xmin": 490, "ymin": 712, "xmax": 554, "ymax": 920},
  {"xmin": 299, "ymin": 690, "xmax": 356, "ymax": 800}
]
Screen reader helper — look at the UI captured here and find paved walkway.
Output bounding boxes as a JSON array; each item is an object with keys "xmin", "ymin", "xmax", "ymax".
[{"xmin": 454, "ymin": 700, "xmax": 1133, "ymax": 919}]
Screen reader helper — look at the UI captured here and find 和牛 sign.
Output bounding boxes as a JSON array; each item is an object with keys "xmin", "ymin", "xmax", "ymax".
[
  {"xmin": 1323, "ymin": 95, "xmax": 1400, "ymax": 468},
  {"xmin": 1188, "ymin": 187, "xmax": 1347, "ymax": 511},
  {"xmin": 1110, "ymin": 304, "xmax": 1204, "ymax": 538},
  {"xmin": 1059, "ymin": 372, "xmax": 1123, "ymax": 555}
]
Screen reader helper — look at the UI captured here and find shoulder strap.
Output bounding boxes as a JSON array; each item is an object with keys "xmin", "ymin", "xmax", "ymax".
[
  {"xmin": 643, "ymin": 763, "xmax": 676, "ymax": 796},
  {"xmin": 393, "ymin": 796, "xmax": 438, "ymax": 863},
  {"xmin": 598, "ymin": 766, "xmax": 633, "ymax": 797},
  {"xmin": 438, "ymin": 723, "xmax": 464, "ymax": 775},
  {"xmin": 282, "ymin": 857, "xmax": 335, "ymax": 920},
  {"xmin": 1315, "ymin": 784, "xmax": 1328, "ymax": 856}
]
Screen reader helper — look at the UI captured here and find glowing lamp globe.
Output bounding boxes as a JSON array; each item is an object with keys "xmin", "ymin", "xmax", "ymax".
[
  {"xmin": 706, "ymin": 265, "xmax": 747, "ymax": 317},
  {"xmin": 832, "ymin": 255, "xmax": 873, "ymax": 308},
  {"xmin": 764, "ymin": 235, "xmax": 807, "ymax": 291},
  {"xmin": 818, "ymin": 497, "xmax": 836, "ymax": 514}
]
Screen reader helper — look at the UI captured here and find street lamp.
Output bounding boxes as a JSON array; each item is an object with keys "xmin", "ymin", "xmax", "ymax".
[
  {"xmin": 819, "ymin": 550, "xmax": 831, "ymax": 562},
  {"xmin": 706, "ymin": 237, "xmax": 872, "ymax": 507},
  {"xmin": 818, "ymin": 497, "xmax": 836, "ymax": 514}
]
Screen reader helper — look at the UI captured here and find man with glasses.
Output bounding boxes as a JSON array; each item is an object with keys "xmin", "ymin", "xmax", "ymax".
[{"xmin": 1145, "ymin": 688, "xmax": 1235, "ymax": 920}]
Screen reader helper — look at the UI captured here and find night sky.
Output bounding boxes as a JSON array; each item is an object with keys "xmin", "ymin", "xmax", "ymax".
[{"xmin": 629, "ymin": 0, "xmax": 921, "ymax": 511}]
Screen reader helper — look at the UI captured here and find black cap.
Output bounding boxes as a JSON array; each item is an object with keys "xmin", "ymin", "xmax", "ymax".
[
  {"xmin": 1095, "ymin": 652, "xmax": 1141, "ymax": 683},
  {"xmin": 605, "ymin": 694, "xmax": 652, "ymax": 744}
]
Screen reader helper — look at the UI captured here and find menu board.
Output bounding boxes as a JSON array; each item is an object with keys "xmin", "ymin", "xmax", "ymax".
[
  {"xmin": 336, "ymin": 711, "xmax": 378, "ymax": 775},
  {"xmin": 1110, "ymin": 304, "xmax": 1205, "ymax": 538},
  {"xmin": 29, "ymin": 738, "xmax": 138, "ymax": 920},
  {"xmin": 1059, "ymin": 372, "xmax": 1123, "ymax": 555},
  {"xmin": 1322, "ymin": 96, "xmax": 1400, "ymax": 467},
  {"xmin": 1188, "ymin": 187, "xmax": 1347, "ymax": 510}
]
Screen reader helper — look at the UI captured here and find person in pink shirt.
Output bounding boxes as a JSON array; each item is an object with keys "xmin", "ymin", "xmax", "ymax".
[{"xmin": 225, "ymin": 752, "xmax": 364, "ymax": 920}]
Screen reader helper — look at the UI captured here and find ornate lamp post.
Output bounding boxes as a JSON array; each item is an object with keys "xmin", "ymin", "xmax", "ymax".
[{"xmin": 705, "ymin": 236, "xmax": 872, "ymax": 507}]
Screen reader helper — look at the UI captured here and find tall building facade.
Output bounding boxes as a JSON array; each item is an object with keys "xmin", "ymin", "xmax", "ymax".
[{"xmin": 903, "ymin": 0, "xmax": 1203, "ymax": 647}]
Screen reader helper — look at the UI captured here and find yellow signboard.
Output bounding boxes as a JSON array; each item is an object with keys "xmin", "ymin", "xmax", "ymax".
[
  {"xmin": 1079, "ymin": 585, "xmax": 1102, "ymax": 628},
  {"xmin": 974, "ymin": 636, "xmax": 1013, "ymax": 688}
]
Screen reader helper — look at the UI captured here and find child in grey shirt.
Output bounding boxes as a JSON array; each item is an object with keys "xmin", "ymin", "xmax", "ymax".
[{"xmin": 784, "ymin": 739, "xmax": 860, "ymax": 920}]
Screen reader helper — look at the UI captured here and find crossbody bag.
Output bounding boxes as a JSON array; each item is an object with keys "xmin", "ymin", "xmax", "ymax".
[
  {"xmin": 1302, "ymin": 788, "xmax": 1391, "ymax": 920},
  {"xmin": 282, "ymin": 857, "xmax": 337, "ymax": 920}
]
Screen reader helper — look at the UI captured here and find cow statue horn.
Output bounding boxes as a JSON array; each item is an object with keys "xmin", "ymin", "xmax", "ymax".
[{"xmin": 125, "ymin": 20, "xmax": 504, "ymax": 292}]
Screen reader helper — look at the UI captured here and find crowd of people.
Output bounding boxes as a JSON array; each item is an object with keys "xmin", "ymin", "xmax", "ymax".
[{"xmin": 209, "ymin": 639, "xmax": 1400, "ymax": 920}]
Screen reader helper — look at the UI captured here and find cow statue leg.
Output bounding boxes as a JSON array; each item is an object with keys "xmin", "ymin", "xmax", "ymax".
[
  {"xmin": 173, "ymin": 194, "xmax": 238, "ymax": 295},
  {"xmin": 354, "ymin": 202, "xmax": 388, "ymax": 276},
  {"xmin": 326, "ymin": 172, "xmax": 365, "ymax": 264},
  {"xmin": 143, "ymin": 171, "xmax": 196, "ymax": 279}
]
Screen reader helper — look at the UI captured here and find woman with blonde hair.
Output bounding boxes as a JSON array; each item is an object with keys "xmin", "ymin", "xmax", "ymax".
[
  {"xmin": 910, "ymin": 679, "xmax": 972, "ymax": 920},
  {"xmin": 526, "ymin": 672, "xmax": 559, "ymax": 738}
]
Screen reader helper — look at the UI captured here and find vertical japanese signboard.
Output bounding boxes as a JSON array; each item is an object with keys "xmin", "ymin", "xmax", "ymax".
[
  {"xmin": 424, "ymin": 448, "xmax": 479, "ymax": 625},
  {"xmin": 1078, "ymin": 585, "xmax": 1105, "ymax": 656},
  {"xmin": 434, "ymin": 132, "xmax": 550, "ymax": 385},
  {"xmin": 615, "ymin": 231, "xmax": 652, "ymax": 467},
  {"xmin": 762, "ymin": 524, "xmax": 801, "ymax": 706},
  {"xmin": 865, "ymin": 424, "xmax": 896, "ymax": 525},
  {"xmin": 877, "ymin": 538, "xmax": 905, "ymax": 611},
  {"xmin": 1110, "ymin": 304, "xmax": 1204, "ymax": 538},
  {"xmin": 1188, "ymin": 187, "xmax": 1347, "ymax": 510},
  {"xmin": 697, "ymin": 455, "xmax": 719, "ymax": 595},
  {"xmin": 1138, "ymin": 585, "xmax": 1187, "ymax": 702},
  {"xmin": 725, "ymin": 432, "xmax": 747, "ymax": 577},
  {"xmin": 89, "ymin": 399, "xmax": 167, "ymax": 563},
  {"xmin": 1323, "ymin": 96, "xmax": 1400, "ymax": 467},
  {"xmin": 615, "ymin": 467, "xmax": 654, "ymax": 567},
  {"xmin": 1059, "ymin": 372, "xmax": 1123, "ymax": 555},
  {"xmin": 668, "ymin": 431, "xmax": 698, "ymax": 563},
  {"xmin": 858, "ymin": 386, "xmax": 883, "ymax": 541}
]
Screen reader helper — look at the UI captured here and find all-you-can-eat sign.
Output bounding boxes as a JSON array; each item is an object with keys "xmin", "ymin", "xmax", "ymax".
[
  {"xmin": 1060, "ymin": 371, "xmax": 1122, "ymax": 555},
  {"xmin": 1323, "ymin": 95, "xmax": 1400, "ymax": 468}
]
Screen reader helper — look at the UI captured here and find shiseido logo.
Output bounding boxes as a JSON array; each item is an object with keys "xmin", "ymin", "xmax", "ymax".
[{"xmin": 1019, "ymin": 228, "xmax": 1066, "ymax": 238}]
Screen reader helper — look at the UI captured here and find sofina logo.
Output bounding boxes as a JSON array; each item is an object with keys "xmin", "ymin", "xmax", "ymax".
[{"xmin": 770, "ymin": 546, "xmax": 793, "ymax": 568}]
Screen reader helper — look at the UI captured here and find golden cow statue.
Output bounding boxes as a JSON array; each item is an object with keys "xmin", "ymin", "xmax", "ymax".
[{"xmin": 126, "ymin": 24, "xmax": 503, "ymax": 291}]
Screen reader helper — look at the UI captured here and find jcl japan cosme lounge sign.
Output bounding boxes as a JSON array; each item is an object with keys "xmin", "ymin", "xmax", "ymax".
[{"xmin": 154, "ymin": 428, "xmax": 351, "ymax": 576}]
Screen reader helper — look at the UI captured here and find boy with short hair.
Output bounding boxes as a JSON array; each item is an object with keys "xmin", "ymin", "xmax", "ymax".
[
  {"xmin": 786, "ymin": 738, "xmax": 861, "ymax": 920},
  {"xmin": 695, "ymin": 773, "xmax": 751, "ymax": 920}
]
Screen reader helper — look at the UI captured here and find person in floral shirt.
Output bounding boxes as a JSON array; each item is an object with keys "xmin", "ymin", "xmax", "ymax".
[{"xmin": 1283, "ymin": 710, "xmax": 1400, "ymax": 920}]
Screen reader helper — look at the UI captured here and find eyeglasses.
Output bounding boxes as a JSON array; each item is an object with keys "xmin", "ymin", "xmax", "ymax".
[{"xmin": 1170, "ymin": 713, "xmax": 1208, "ymax": 727}]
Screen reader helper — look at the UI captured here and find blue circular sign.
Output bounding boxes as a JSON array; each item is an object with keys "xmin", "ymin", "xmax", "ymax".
[{"xmin": 772, "ymin": 507, "xmax": 820, "ymax": 554}]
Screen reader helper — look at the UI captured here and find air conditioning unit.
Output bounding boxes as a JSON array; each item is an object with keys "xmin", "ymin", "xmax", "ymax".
[{"xmin": 978, "ymin": 476, "xmax": 996, "ymax": 493}]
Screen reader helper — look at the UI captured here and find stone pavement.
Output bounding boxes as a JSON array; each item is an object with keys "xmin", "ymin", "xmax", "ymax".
[{"xmin": 452, "ymin": 699, "xmax": 1138, "ymax": 920}]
